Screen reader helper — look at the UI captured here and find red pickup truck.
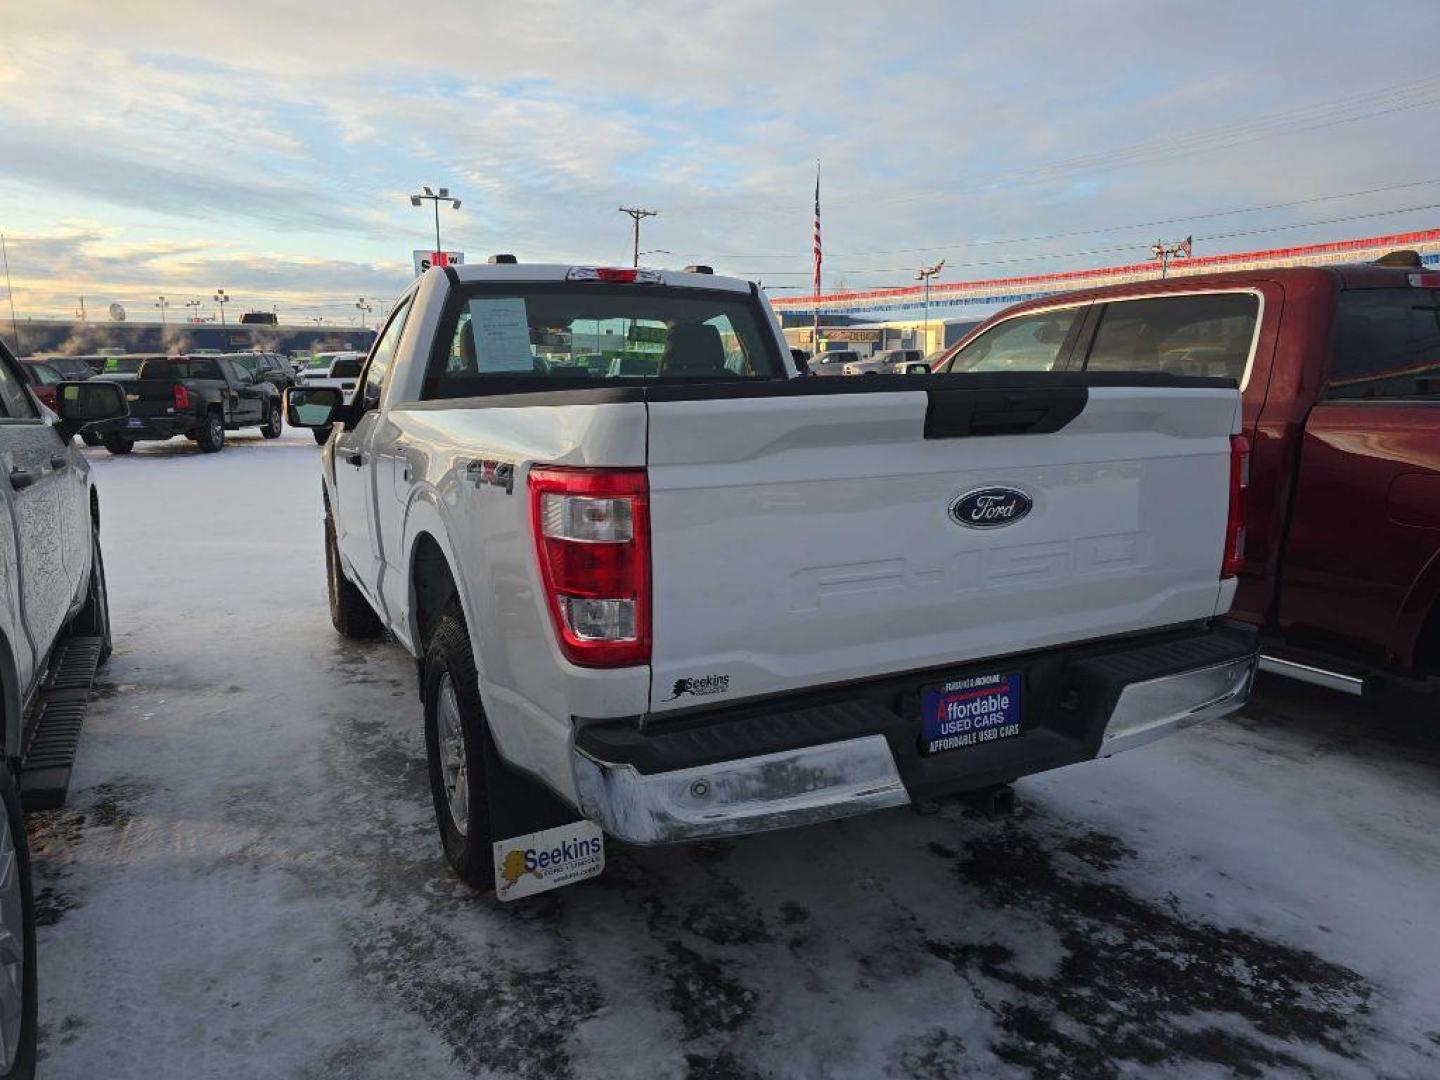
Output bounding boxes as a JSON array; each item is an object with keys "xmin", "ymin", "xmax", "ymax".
[{"xmin": 935, "ymin": 253, "xmax": 1440, "ymax": 699}]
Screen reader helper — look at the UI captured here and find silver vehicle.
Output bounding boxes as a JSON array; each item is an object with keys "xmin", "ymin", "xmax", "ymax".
[
  {"xmin": 808, "ymin": 348, "xmax": 860, "ymax": 375},
  {"xmin": 844, "ymin": 348, "xmax": 924, "ymax": 375},
  {"xmin": 0, "ymin": 339, "xmax": 127, "ymax": 1078}
]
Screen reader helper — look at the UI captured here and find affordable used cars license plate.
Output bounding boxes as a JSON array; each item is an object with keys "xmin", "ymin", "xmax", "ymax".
[{"xmin": 921, "ymin": 672, "xmax": 1022, "ymax": 754}]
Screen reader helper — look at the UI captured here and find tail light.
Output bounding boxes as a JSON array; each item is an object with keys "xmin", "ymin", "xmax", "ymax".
[
  {"xmin": 1221, "ymin": 434, "xmax": 1250, "ymax": 578},
  {"xmin": 566, "ymin": 267, "xmax": 662, "ymax": 285},
  {"xmin": 173, "ymin": 383, "xmax": 191, "ymax": 409},
  {"xmin": 528, "ymin": 466, "xmax": 650, "ymax": 667}
]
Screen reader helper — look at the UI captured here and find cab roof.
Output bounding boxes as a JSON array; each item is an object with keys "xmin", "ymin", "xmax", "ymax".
[{"xmin": 445, "ymin": 262, "xmax": 754, "ymax": 294}]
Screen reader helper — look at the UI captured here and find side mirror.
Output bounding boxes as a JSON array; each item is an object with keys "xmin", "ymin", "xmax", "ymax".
[
  {"xmin": 903, "ymin": 362, "xmax": 931, "ymax": 375},
  {"xmin": 285, "ymin": 386, "xmax": 344, "ymax": 428},
  {"xmin": 790, "ymin": 349, "xmax": 812, "ymax": 376},
  {"xmin": 55, "ymin": 380, "xmax": 128, "ymax": 438}
]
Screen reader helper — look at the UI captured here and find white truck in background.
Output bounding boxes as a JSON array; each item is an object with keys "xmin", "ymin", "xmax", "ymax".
[{"xmin": 287, "ymin": 260, "xmax": 1259, "ymax": 898}]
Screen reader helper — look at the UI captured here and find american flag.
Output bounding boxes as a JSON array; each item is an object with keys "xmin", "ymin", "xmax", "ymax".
[{"xmin": 812, "ymin": 164, "xmax": 821, "ymax": 349}]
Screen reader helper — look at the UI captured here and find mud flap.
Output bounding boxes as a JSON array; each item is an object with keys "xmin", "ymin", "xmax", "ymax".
[{"xmin": 483, "ymin": 740, "xmax": 605, "ymax": 901}]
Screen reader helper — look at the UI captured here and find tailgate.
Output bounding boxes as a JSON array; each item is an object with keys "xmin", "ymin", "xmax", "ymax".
[
  {"xmin": 645, "ymin": 378, "xmax": 1239, "ymax": 713},
  {"xmin": 128, "ymin": 379, "xmax": 182, "ymax": 417}
]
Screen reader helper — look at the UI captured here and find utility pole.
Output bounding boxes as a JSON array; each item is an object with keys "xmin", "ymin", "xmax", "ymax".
[
  {"xmin": 156, "ymin": 295, "xmax": 169, "ymax": 326},
  {"xmin": 916, "ymin": 260, "xmax": 946, "ymax": 352},
  {"xmin": 618, "ymin": 207, "xmax": 658, "ymax": 267},
  {"xmin": 0, "ymin": 233, "xmax": 19, "ymax": 354},
  {"xmin": 214, "ymin": 288, "xmax": 229, "ymax": 326},
  {"xmin": 411, "ymin": 186, "xmax": 462, "ymax": 257},
  {"xmin": 77, "ymin": 296, "xmax": 86, "ymax": 322},
  {"xmin": 1150, "ymin": 236, "xmax": 1193, "ymax": 279}
]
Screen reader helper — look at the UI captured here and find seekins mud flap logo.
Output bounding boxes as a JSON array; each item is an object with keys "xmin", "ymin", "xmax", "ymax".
[{"xmin": 492, "ymin": 820, "xmax": 605, "ymax": 901}]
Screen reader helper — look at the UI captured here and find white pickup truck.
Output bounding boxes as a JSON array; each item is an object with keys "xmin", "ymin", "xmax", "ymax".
[{"xmin": 287, "ymin": 260, "xmax": 1259, "ymax": 897}]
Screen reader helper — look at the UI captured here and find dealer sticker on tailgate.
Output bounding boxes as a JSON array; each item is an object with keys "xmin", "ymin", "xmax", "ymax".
[
  {"xmin": 921, "ymin": 672, "xmax": 1023, "ymax": 754},
  {"xmin": 493, "ymin": 819, "xmax": 604, "ymax": 901}
]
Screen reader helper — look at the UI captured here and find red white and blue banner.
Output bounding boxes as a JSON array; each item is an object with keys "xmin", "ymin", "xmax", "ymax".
[{"xmin": 768, "ymin": 229, "xmax": 1440, "ymax": 318}]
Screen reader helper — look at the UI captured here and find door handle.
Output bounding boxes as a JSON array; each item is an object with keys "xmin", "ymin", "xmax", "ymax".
[
  {"xmin": 50, "ymin": 453, "xmax": 68, "ymax": 469},
  {"xmin": 9, "ymin": 467, "xmax": 37, "ymax": 490},
  {"xmin": 344, "ymin": 451, "xmax": 363, "ymax": 467}
]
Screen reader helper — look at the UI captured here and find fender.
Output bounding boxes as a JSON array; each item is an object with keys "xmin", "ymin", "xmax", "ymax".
[{"xmin": 399, "ymin": 487, "xmax": 482, "ymax": 670}]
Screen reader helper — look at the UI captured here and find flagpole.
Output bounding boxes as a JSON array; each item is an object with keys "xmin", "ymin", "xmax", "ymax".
[{"xmin": 811, "ymin": 160, "xmax": 821, "ymax": 363}]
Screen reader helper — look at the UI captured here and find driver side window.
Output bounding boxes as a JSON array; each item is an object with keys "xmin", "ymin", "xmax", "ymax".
[
  {"xmin": 358, "ymin": 295, "xmax": 413, "ymax": 409},
  {"xmin": 947, "ymin": 308, "xmax": 1082, "ymax": 373}
]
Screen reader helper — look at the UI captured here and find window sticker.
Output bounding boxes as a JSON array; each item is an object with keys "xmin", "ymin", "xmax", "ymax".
[{"xmin": 468, "ymin": 297, "xmax": 535, "ymax": 372}]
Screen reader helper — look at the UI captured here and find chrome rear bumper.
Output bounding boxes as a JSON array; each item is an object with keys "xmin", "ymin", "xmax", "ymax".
[{"xmin": 573, "ymin": 638, "xmax": 1258, "ymax": 845}]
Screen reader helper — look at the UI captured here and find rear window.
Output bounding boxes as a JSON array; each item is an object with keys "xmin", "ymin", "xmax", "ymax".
[
  {"xmin": 139, "ymin": 359, "xmax": 223, "ymax": 380},
  {"xmin": 1083, "ymin": 293, "xmax": 1259, "ymax": 383},
  {"xmin": 103, "ymin": 357, "xmax": 145, "ymax": 374},
  {"xmin": 308, "ymin": 354, "xmax": 337, "ymax": 369},
  {"xmin": 424, "ymin": 283, "xmax": 783, "ymax": 397},
  {"xmin": 1329, "ymin": 288, "xmax": 1440, "ymax": 400},
  {"xmin": 330, "ymin": 358, "xmax": 363, "ymax": 378}
]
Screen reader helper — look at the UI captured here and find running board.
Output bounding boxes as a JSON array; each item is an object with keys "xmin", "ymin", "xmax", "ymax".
[
  {"xmin": 1258, "ymin": 654, "xmax": 1367, "ymax": 697},
  {"xmin": 20, "ymin": 636, "xmax": 105, "ymax": 810}
]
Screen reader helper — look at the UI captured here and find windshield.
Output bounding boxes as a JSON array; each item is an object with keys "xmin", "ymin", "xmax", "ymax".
[
  {"xmin": 103, "ymin": 357, "xmax": 145, "ymax": 374},
  {"xmin": 139, "ymin": 359, "xmax": 224, "ymax": 380},
  {"xmin": 308, "ymin": 354, "xmax": 338, "ymax": 369},
  {"xmin": 28, "ymin": 363, "xmax": 62, "ymax": 385},
  {"xmin": 330, "ymin": 358, "xmax": 363, "ymax": 377},
  {"xmin": 424, "ymin": 284, "xmax": 782, "ymax": 396}
]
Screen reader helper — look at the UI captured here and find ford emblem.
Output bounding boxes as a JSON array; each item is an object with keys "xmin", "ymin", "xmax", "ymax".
[{"xmin": 949, "ymin": 486, "xmax": 1033, "ymax": 528}]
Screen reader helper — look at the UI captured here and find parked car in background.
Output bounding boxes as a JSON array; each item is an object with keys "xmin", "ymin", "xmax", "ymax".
[
  {"xmin": 287, "ymin": 260, "xmax": 1254, "ymax": 900},
  {"xmin": 296, "ymin": 352, "xmax": 364, "ymax": 444},
  {"xmin": 0, "ymin": 338, "xmax": 128, "ymax": 1079},
  {"xmin": 19, "ymin": 360, "xmax": 63, "ymax": 411},
  {"xmin": 223, "ymin": 351, "xmax": 297, "ymax": 392},
  {"xmin": 936, "ymin": 253, "xmax": 1440, "ymax": 701},
  {"xmin": 104, "ymin": 356, "xmax": 282, "ymax": 454},
  {"xmin": 35, "ymin": 355, "xmax": 101, "ymax": 381},
  {"xmin": 844, "ymin": 347, "xmax": 924, "ymax": 375},
  {"xmin": 97, "ymin": 355, "xmax": 160, "ymax": 382},
  {"xmin": 808, "ymin": 348, "xmax": 860, "ymax": 375}
]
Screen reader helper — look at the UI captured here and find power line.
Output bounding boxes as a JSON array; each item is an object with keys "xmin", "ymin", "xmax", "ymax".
[
  {"xmin": 732, "ymin": 200, "xmax": 1440, "ymax": 277},
  {"xmin": 680, "ymin": 176, "xmax": 1440, "ymax": 260}
]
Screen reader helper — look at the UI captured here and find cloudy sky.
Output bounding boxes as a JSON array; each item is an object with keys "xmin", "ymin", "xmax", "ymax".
[{"xmin": 1, "ymin": 0, "xmax": 1438, "ymax": 323}]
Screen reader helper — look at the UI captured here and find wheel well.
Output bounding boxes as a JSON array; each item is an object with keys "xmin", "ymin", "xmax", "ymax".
[{"xmin": 411, "ymin": 533, "xmax": 457, "ymax": 654}]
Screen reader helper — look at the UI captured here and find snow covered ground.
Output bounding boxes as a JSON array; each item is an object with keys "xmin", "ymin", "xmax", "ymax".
[{"xmin": 24, "ymin": 429, "xmax": 1440, "ymax": 1078}]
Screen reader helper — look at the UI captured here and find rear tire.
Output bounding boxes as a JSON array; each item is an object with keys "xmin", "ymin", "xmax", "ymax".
[
  {"xmin": 70, "ymin": 524, "xmax": 113, "ymax": 667},
  {"xmin": 101, "ymin": 435, "xmax": 132, "ymax": 455},
  {"xmin": 0, "ymin": 767, "xmax": 38, "ymax": 1080},
  {"xmin": 324, "ymin": 513, "xmax": 382, "ymax": 639},
  {"xmin": 196, "ymin": 412, "xmax": 224, "ymax": 453},
  {"xmin": 261, "ymin": 402, "xmax": 283, "ymax": 439},
  {"xmin": 423, "ymin": 604, "xmax": 495, "ymax": 890},
  {"xmin": 313, "ymin": 425, "xmax": 332, "ymax": 446}
]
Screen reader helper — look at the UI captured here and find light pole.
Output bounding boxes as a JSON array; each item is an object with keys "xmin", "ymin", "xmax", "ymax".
[
  {"xmin": 214, "ymin": 288, "xmax": 229, "ymax": 326},
  {"xmin": 185, "ymin": 299, "xmax": 202, "ymax": 323},
  {"xmin": 155, "ymin": 295, "xmax": 169, "ymax": 326},
  {"xmin": 1150, "ymin": 236, "xmax": 1193, "ymax": 279},
  {"xmin": 411, "ymin": 186, "xmax": 462, "ymax": 257},
  {"xmin": 916, "ymin": 260, "xmax": 946, "ymax": 351},
  {"xmin": 355, "ymin": 297, "xmax": 372, "ymax": 329},
  {"xmin": 619, "ymin": 207, "xmax": 659, "ymax": 267}
]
